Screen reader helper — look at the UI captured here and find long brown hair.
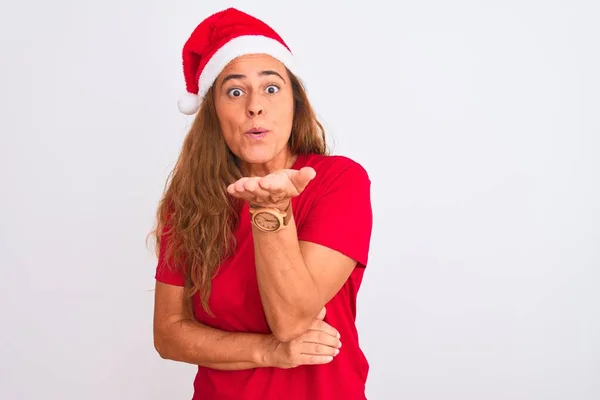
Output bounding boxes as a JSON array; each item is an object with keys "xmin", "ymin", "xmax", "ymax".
[{"xmin": 151, "ymin": 69, "xmax": 328, "ymax": 317}]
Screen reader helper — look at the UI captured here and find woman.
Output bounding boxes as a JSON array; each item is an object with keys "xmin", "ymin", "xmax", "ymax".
[{"xmin": 151, "ymin": 7, "xmax": 373, "ymax": 400}]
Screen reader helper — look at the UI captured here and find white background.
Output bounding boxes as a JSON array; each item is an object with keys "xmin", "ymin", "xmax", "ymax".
[{"xmin": 1, "ymin": 0, "xmax": 599, "ymax": 399}]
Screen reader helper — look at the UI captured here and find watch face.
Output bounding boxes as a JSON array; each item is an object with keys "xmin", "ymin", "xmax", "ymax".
[{"xmin": 254, "ymin": 211, "xmax": 281, "ymax": 231}]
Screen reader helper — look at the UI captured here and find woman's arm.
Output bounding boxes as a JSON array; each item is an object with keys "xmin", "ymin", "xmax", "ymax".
[
  {"xmin": 153, "ymin": 282, "xmax": 267, "ymax": 370},
  {"xmin": 153, "ymin": 282, "xmax": 341, "ymax": 369},
  {"xmin": 252, "ymin": 213, "xmax": 357, "ymax": 342},
  {"xmin": 232, "ymin": 164, "xmax": 371, "ymax": 342},
  {"xmin": 227, "ymin": 163, "xmax": 372, "ymax": 342}
]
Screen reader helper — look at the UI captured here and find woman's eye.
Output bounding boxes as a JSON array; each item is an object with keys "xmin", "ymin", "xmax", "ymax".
[
  {"xmin": 228, "ymin": 88, "xmax": 243, "ymax": 97},
  {"xmin": 266, "ymin": 85, "xmax": 279, "ymax": 94}
]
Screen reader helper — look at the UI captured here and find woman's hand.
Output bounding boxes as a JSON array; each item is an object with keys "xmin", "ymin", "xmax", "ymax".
[
  {"xmin": 227, "ymin": 167, "xmax": 317, "ymax": 210},
  {"xmin": 262, "ymin": 307, "xmax": 342, "ymax": 369}
]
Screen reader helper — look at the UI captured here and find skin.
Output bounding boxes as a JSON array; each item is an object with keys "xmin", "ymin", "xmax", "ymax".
[
  {"xmin": 214, "ymin": 53, "xmax": 297, "ymax": 178},
  {"xmin": 154, "ymin": 284, "xmax": 340, "ymax": 369},
  {"xmin": 153, "ymin": 54, "xmax": 355, "ymax": 370},
  {"xmin": 219, "ymin": 54, "xmax": 358, "ymax": 341}
]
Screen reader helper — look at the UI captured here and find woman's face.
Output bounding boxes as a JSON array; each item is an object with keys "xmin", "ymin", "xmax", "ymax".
[{"xmin": 213, "ymin": 54, "xmax": 295, "ymax": 175}]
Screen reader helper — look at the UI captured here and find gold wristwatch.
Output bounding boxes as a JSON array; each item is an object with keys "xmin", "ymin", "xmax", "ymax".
[{"xmin": 249, "ymin": 202, "xmax": 291, "ymax": 232}]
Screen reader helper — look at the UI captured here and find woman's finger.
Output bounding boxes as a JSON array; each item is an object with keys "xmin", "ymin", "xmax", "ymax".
[
  {"xmin": 301, "ymin": 330, "xmax": 341, "ymax": 350},
  {"xmin": 308, "ymin": 319, "xmax": 340, "ymax": 340},
  {"xmin": 259, "ymin": 173, "xmax": 285, "ymax": 191},
  {"xmin": 232, "ymin": 177, "xmax": 251, "ymax": 193},
  {"xmin": 242, "ymin": 177, "xmax": 271, "ymax": 198},
  {"xmin": 296, "ymin": 354, "xmax": 334, "ymax": 366},
  {"xmin": 316, "ymin": 307, "xmax": 326, "ymax": 320},
  {"xmin": 299, "ymin": 341, "xmax": 340, "ymax": 357},
  {"xmin": 260, "ymin": 172, "xmax": 299, "ymax": 197},
  {"xmin": 280, "ymin": 167, "xmax": 316, "ymax": 194}
]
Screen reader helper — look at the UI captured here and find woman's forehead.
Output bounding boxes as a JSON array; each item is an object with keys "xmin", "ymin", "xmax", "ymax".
[{"xmin": 219, "ymin": 54, "xmax": 286, "ymax": 77}]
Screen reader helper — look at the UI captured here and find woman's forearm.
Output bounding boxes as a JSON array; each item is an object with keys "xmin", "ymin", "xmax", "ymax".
[
  {"xmin": 252, "ymin": 211, "xmax": 322, "ymax": 342},
  {"xmin": 154, "ymin": 317, "xmax": 271, "ymax": 370}
]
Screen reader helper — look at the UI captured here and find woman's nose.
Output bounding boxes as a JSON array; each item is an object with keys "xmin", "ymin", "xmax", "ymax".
[
  {"xmin": 248, "ymin": 108, "xmax": 263, "ymax": 116},
  {"xmin": 247, "ymin": 95, "xmax": 264, "ymax": 117}
]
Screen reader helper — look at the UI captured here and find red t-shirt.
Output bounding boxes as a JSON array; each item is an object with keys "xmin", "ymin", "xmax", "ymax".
[{"xmin": 155, "ymin": 153, "xmax": 373, "ymax": 399}]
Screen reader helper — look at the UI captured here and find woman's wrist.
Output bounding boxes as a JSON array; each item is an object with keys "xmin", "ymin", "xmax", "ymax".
[
  {"xmin": 255, "ymin": 334, "xmax": 278, "ymax": 368},
  {"xmin": 249, "ymin": 200, "xmax": 291, "ymax": 212}
]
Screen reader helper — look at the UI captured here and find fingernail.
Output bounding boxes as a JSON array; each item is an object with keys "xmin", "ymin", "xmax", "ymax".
[
  {"xmin": 326, "ymin": 356, "xmax": 334, "ymax": 362},
  {"xmin": 334, "ymin": 348, "xmax": 340, "ymax": 356},
  {"xmin": 338, "ymin": 341, "xmax": 342, "ymax": 348}
]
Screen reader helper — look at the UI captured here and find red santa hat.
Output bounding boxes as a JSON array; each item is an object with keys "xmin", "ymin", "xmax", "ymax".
[{"xmin": 177, "ymin": 7, "xmax": 295, "ymax": 115}]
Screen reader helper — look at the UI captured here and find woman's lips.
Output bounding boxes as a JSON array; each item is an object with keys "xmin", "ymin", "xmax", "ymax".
[{"xmin": 245, "ymin": 127, "xmax": 269, "ymax": 139}]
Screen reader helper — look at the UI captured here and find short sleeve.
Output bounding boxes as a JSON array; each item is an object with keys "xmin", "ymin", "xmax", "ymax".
[
  {"xmin": 297, "ymin": 162, "xmax": 373, "ymax": 267},
  {"xmin": 154, "ymin": 232, "xmax": 186, "ymax": 286}
]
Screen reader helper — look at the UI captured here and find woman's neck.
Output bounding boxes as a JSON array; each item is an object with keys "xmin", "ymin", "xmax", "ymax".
[{"xmin": 241, "ymin": 151, "xmax": 297, "ymax": 177}]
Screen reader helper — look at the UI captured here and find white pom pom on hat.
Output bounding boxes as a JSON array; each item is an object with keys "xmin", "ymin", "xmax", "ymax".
[
  {"xmin": 177, "ymin": 7, "xmax": 295, "ymax": 115},
  {"xmin": 177, "ymin": 92, "xmax": 201, "ymax": 115}
]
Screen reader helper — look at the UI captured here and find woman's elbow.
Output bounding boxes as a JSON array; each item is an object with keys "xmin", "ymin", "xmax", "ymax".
[
  {"xmin": 153, "ymin": 327, "xmax": 178, "ymax": 360},
  {"xmin": 271, "ymin": 327, "xmax": 303, "ymax": 343},
  {"xmin": 153, "ymin": 332, "xmax": 170, "ymax": 359},
  {"xmin": 266, "ymin": 301, "xmax": 322, "ymax": 342},
  {"xmin": 269, "ymin": 317, "xmax": 313, "ymax": 342}
]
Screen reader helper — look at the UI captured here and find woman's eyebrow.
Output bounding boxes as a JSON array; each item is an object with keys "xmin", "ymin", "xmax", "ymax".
[{"xmin": 221, "ymin": 70, "xmax": 286, "ymax": 87}]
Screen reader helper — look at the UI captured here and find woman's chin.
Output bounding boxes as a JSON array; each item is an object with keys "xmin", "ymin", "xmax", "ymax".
[
  {"xmin": 237, "ymin": 147, "xmax": 292, "ymax": 174},
  {"xmin": 239, "ymin": 154, "xmax": 271, "ymax": 166}
]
